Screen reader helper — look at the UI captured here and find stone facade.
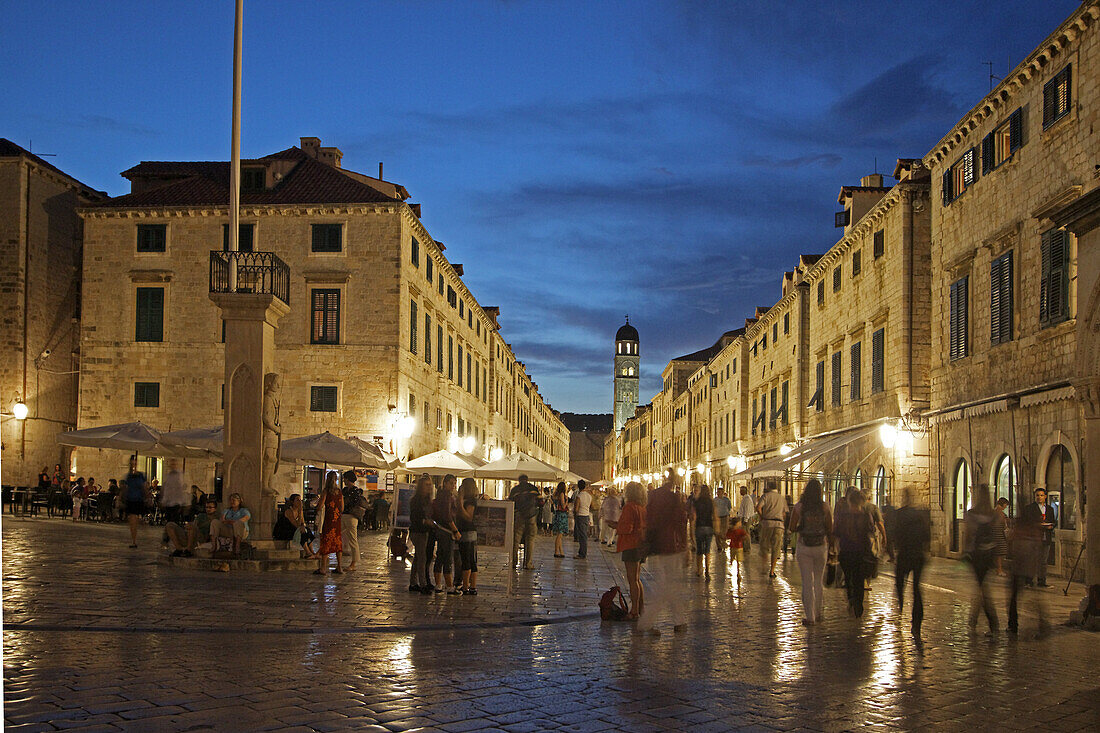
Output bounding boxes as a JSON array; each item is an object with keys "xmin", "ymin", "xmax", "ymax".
[
  {"xmin": 923, "ymin": 1, "xmax": 1099, "ymax": 574},
  {"xmin": 560, "ymin": 413, "xmax": 611, "ymax": 484},
  {"xmin": 75, "ymin": 139, "xmax": 566, "ymax": 495},
  {"xmin": 0, "ymin": 141, "xmax": 105, "ymax": 486}
]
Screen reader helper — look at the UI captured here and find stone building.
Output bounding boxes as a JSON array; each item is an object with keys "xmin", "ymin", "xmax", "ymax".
[
  {"xmin": 612, "ymin": 319, "xmax": 639, "ymax": 432},
  {"xmin": 923, "ymin": 1, "xmax": 1098, "ymax": 573},
  {"xmin": 0, "ymin": 140, "xmax": 106, "ymax": 486},
  {"xmin": 75, "ymin": 138, "xmax": 567, "ymax": 494},
  {"xmin": 559, "ymin": 412, "xmax": 611, "ymax": 484}
]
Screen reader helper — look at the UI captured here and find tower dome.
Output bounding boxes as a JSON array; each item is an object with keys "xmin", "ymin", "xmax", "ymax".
[{"xmin": 615, "ymin": 321, "xmax": 639, "ymax": 342}]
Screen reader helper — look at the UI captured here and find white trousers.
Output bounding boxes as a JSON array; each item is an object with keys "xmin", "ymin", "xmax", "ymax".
[
  {"xmin": 341, "ymin": 514, "xmax": 359, "ymax": 562},
  {"xmin": 600, "ymin": 523, "xmax": 616, "ymax": 544},
  {"xmin": 638, "ymin": 553, "xmax": 689, "ymax": 631},
  {"xmin": 795, "ymin": 542, "xmax": 828, "ymax": 622}
]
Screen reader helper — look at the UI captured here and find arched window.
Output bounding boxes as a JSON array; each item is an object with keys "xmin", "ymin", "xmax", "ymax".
[
  {"xmin": 994, "ymin": 454, "xmax": 1017, "ymax": 517},
  {"xmin": 832, "ymin": 472, "xmax": 844, "ymax": 507},
  {"xmin": 1045, "ymin": 444, "xmax": 1076, "ymax": 530},
  {"xmin": 853, "ymin": 468, "xmax": 864, "ymax": 492},
  {"xmin": 874, "ymin": 465, "xmax": 887, "ymax": 505},
  {"xmin": 952, "ymin": 459, "xmax": 972, "ymax": 552},
  {"xmin": 627, "ymin": 366, "xmax": 635, "ymax": 376}
]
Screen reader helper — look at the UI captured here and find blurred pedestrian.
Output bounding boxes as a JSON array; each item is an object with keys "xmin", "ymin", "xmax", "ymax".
[
  {"xmin": 757, "ymin": 480, "xmax": 786, "ymax": 579},
  {"xmin": 692, "ymin": 484, "xmax": 715, "ymax": 580},
  {"xmin": 341, "ymin": 470, "xmax": 365, "ymax": 572},
  {"xmin": 789, "ymin": 479, "xmax": 832, "ymax": 625},
  {"xmin": 893, "ymin": 488, "xmax": 930, "ymax": 637},
  {"xmin": 1022, "ymin": 488, "xmax": 1056, "ymax": 586},
  {"xmin": 456, "ymin": 478, "xmax": 479, "ymax": 595},
  {"xmin": 965, "ymin": 484, "xmax": 999, "ymax": 634},
  {"xmin": 725, "ymin": 518, "xmax": 748, "ymax": 583},
  {"xmin": 1008, "ymin": 491, "xmax": 1049, "ymax": 636},
  {"xmin": 637, "ymin": 470, "xmax": 688, "ymax": 635},
  {"xmin": 551, "ymin": 482, "xmax": 569, "ymax": 558},
  {"xmin": 600, "ymin": 486, "xmax": 621, "ymax": 546},
  {"xmin": 122, "ymin": 456, "xmax": 149, "ymax": 549},
  {"xmin": 409, "ymin": 474, "xmax": 435, "ymax": 593},
  {"xmin": 737, "ymin": 485, "xmax": 755, "ymax": 552},
  {"xmin": 432, "ymin": 474, "xmax": 461, "ymax": 593},
  {"xmin": 313, "ymin": 472, "xmax": 344, "ymax": 575},
  {"xmin": 714, "ymin": 487, "xmax": 732, "ymax": 545},
  {"xmin": 617, "ymin": 481, "xmax": 647, "ymax": 619},
  {"xmin": 833, "ymin": 487, "xmax": 871, "ymax": 617},
  {"xmin": 573, "ymin": 480, "xmax": 592, "ymax": 559},
  {"xmin": 993, "ymin": 497, "xmax": 1010, "ymax": 576},
  {"xmin": 160, "ymin": 459, "xmax": 190, "ymax": 526}
]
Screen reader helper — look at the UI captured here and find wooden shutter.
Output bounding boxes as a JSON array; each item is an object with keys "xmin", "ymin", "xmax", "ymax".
[
  {"xmin": 410, "ymin": 300, "xmax": 418, "ymax": 354},
  {"xmin": 311, "ymin": 289, "xmax": 339, "ymax": 344},
  {"xmin": 831, "ymin": 351, "xmax": 842, "ymax": 406},
  {"xmin": 963, "ymin": 147, "xmax": 977, "ymax": 187},
  {"xmin": 981, "ymin": 133, "xmax": 994, "ymax": 174},
  {"xmin": 1008, "ymin": 108, "xmax": 1023, "ymax": 153},
  {"xmin": 135, "ymin": 287, "xmax": 164, "ymax": 342},
  {"xmin": 942, "ymin": 170, "xmax": 953, "ymax": 206},
  {"xmin": 424, "ymin": 313, "xmax": 432, "ymax": 363},
  {"xmin": 769, "ymin": 386, "xmax": 777, "ymax": 430},
  {"xmin": 850, "ymin": 341, "xmax": 861, "ymax": 400},
  {"xmin": 780, "ymin": 381, "xmax": 789, "ymax": 424},
  {"xmin": 990, "ymin": 251, "xmax": 1013, "ymax": 344},
  {"xmin": 1041, "ymin": 229, "xmax": 1069, "ymax": 327},
  {"xmin": 949, "ymin": 277, "xmax": 968, "ymax": 360},
  {"xmin": 871, "ymin": 328, "xmax": 884, "ymax": 393}
]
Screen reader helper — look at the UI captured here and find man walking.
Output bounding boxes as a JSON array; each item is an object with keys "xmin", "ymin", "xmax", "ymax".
[
  {"xmin": 509, "ymin": 475, "xmax": 541, "ymax": 569},
  {"xmin": 573, "ymin": 480, "xmax": 592, "ymax": 559},
  {"xmin": 714, "ymin": 487, "xmax": 732, "ymax": 545},
  {"xmin": 1022, "ymin": 488, "xmax": 1056, "ymax": 586},
  {"xmin": 160, "ymin": 459, "xmax": 190, "ymax": 527},
  {"xmin": 637, "ymin": 470, "xmax": 689, "ymax": 634},
  {"xmin": 737, "ymin": 485, "xmax": 756, "ymax": 552},
  {"xmin": 893, "ymin": 488, "xmax": 930, "ymax": 637},
  {"xmin": 756, "ymin": 480, "xmax": 786, "ymax": 579}
]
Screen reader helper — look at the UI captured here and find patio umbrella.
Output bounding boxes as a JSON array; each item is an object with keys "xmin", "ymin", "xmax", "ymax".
[
  {"xmin": 405, "ymin": 450, "xmax": 480, "ymax": 475},
  {"xmin": 281, "ymin": 431, "xmax": 395, "ymax": 470},
  {"xmin": 456, "ymin": 452, "xmax": 487, "ymax": 468},
  {"xmin": 473, "ymin": 452, "xmax": 561, "ymax": 482},
  {"xmin": 57, "ymin": 422, "xmax": 162, "ymax": 452},
  {"xmin": 159, "ymin": 426, "xmax": 224, "ymax": 456},
  {"xmin": 344, "ymin": 435, "xmax": 401, "ymax": 471}
]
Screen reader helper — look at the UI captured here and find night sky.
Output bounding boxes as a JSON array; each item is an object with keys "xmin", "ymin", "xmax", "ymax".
[{"xmin": 1, "ymin": 0, "xmax": 1080, "ymax": 414}]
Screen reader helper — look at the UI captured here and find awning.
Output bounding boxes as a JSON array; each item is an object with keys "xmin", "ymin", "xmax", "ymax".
[{"xmin": 732, "ymin": 424, "xmax": 882, "ymax": 479}]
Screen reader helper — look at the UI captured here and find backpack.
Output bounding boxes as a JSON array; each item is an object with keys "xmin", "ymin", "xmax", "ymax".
[
  {"xmin": 798, "ymin": 508, "xmax": 827, "ymax": 546},
  {"xmin": 599, "ymin": 586, "xmax": 629, "ymax": 621},
  {"xmin": 513, "ymin": 488, "xmax": 540, "ymax": 520}
]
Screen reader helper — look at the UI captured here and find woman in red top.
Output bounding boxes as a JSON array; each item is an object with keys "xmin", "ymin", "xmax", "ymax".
[
  {"xmin": 616, "ymin": 481, "xmax": 647, "ymax": 620},
  {"xmin": 314, "ymin": 471, "xmax": 344, "ymax": 575}
]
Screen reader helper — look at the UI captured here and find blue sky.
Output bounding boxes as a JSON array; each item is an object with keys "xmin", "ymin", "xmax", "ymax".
[{"xmin": 1, "ymin": 0, "xmax": 1080, "ymax": 414}]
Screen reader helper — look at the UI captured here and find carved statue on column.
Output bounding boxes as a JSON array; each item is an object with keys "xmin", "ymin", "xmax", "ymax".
[{"xmin": 262, "ymin": 372, "xmax": 282, "ymax": 497}]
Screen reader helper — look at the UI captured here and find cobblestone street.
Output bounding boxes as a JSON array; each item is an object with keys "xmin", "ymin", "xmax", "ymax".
[{"xmin": 3, "ymin": 518, "xmax": 1099, "ymax": 732}]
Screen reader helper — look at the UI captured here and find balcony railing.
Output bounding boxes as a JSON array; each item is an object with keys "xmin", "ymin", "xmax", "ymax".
[{"xmin": 209, "ymin": 250, "xmax": 290, "ymax": 306}]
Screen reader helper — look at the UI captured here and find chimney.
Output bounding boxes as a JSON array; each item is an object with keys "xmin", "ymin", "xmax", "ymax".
[
  {"xmin": 379, "ymin": 162, "xmax": 383, "ymax": 179},
  {"xmin": 319, "ymin": 146, "xmax": 343, "ymax": 168},
  {"xmin": 300, "ymin": 137, "xmax": 321, "ymax": 159},
  {"xmin": 860, "ymin": 173, "xmax": 884, "ymax": 188}
]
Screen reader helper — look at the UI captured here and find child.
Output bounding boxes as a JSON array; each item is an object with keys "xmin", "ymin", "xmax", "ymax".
[{"xmin": 726, "ymin": 517, "xmax": 748, "ymax": 582}]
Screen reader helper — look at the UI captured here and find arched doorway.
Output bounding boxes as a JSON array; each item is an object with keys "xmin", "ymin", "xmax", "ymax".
[
  {"xmin": 853, "ymin": 468, "xmax": 864, "ymax": 493},
  {"xmin": 832, "ymin": 471, "xmax": 844, "ymax": 508},
  {"xmin": 994, "ymin": 454, "xmax": 1017, "ymax": 517},
  {"xmin": 874, "ymin": 465, "xmax": 887, "ymax": 506},
  {"xmin": 951, "ymin": 459, "xmax": 971, "ymax": 552},
  {"xmin": 1045, "ymin": 444, "xmax": 1076, "ymax": 531}
]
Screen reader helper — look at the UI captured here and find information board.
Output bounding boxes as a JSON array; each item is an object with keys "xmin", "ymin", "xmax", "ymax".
[
  {"xmin": 474, "ymin": 499, "xmax": 513, "ymax": 554},
  {"xmin": 392, "ymin": 482, "xmax": 414, "ymax": 529}
]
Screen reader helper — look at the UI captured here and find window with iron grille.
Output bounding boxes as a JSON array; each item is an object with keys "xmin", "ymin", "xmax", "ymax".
[
  {"xmin": 310, "ymin": 289, "xmax": 340, "ymax": 344},
  {"xmin": 134, "ymin": 382, "xmax": 160, "ymax": 408},
  {"xmin": 310, "ymin": 386, "xmax": 337, "ymax": 412},
  {"xmin": 835, "ymin": 210, "xmax": 850, "ymax": 227},
  {"xmin": 873, "ymin": 229, "xmax": 884, "ymax": 259},
  {"xmin": 808, "ymin": 360, "xmax": 824, "ymax": 411},
  {"xmin": 222, "ymin": 223, "xmax": 255, "ymax": 252},
  {"xmin": 831, "ymin": 351, "xmax": 842, "ymax": 406},
  {"xmin": 949, "ymin": 277, "xmax": 969, "ymax": 361},
  {"xmin": 311, "ymin": 224, "xmax": 342, "ymax": 252},
  {"xmin": 411, "ymin": 237, "xmax": 420, "ymax": 267},
  {"xmin": 850, "ymin": 341, "xmax": 861, "ymax": 401},
  {"xmin": 982, "ymin": 108, "xmax": 1024, "ymax": 173},
  {"xmin": 136, "ymin": 224, "xmax": 166, "ymax": 252},
  {"xmin": 135, "ymin": 287, "xmax": 164, "ymax": 342},
  {"xmin": 942, "ymin": 148, "xmax": 977, "ymax": 205},
  {"xmin": 990, "ymin": 251, "xmax": 1013, "ymax": 345},
  {"xmin": 1043, "ymin": 65, "xmax": 1071, "ymax": 129},
  {"xmin": 871, "ymin": 328, "xmax": 885, "ymax": 394},
  {"xmin": 833, "ymin": 266, "xmax": 842, "ymax": 292},
  {"xmin": 852, "ymin": 249, "xmax": 861, "ymax": 276},
  {"xmin": 1039, "ymin": 229, "xmax": 1070, "ymax": 328},
  {"xmin": 409, "ymin": 300, "xmax": 418, "ymax": 355}
]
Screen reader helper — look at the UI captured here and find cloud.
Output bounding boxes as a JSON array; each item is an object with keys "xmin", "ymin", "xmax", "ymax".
[{"xmin": 74, "ymin": 115, "xmax": 158, "ymax": 136}]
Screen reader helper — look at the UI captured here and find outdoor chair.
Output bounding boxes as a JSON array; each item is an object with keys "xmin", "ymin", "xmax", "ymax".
[{"xmin": 29, "ymin": 491, "xmax": 49, "ymax": 517}]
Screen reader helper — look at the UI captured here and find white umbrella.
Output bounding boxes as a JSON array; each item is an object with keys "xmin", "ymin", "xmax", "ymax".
[
  {"xmin": 159, "ymin": 426, "xmax": 224, "ymax": 455},
  {"xmin": 473, "ymin": 451, "xmax": 561, "ymax": 481},
  {"xmin": 57, "ymin": 422, "xmax": 162, "ymax": 452},
  {"xmin": 345, "ymin": 435, "xmax": 401, "ymax": 470},
  {"xmin": 405, "ymin": 450, "xmax": 479, "ymax": 475},
  {"xmin": 281, "ymin": 431, "xmax": 394, "ymax": 470},
  {"xmin": 456, "ymin": 452, "xmax": 487, "ymax": 468}
]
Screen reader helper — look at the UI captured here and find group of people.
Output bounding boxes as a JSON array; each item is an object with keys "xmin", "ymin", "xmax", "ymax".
[{"xmin": 408, "ymin": 473, "xmax": 482, "ymax": 595}]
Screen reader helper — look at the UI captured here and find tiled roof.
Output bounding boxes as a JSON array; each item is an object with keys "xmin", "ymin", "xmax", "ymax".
[
  {"xmin": 95, "ymin": 146, "xmax": 400, "ymax": 208},
  {"xmin": 0, "ymin": 138, "xmax": 107, "ymax": 198}
]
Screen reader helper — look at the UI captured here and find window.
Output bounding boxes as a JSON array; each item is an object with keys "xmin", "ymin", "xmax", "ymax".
[
  {"xmin": 990, "ymin": 251, "xmax": 1013, "ymax": 345},
  {"xmin": 779, "ymin": 381, "xmax": 789, "ymax": 425},
  {"xmin": 222, "ymin": 223, "xmax": 255, "ymax": 252},
  {"xmin": 136, "ymin": 224, "xmax": 166, "ymax": 252},
  {"xmin": 808, "ymin": 360, "xmax": 824, "ymax": 412},
  {"xmin": 135, "ymin": 287, "xmax": 164, "ymax": 342},
  {"xmin": 409, "ymin": 300, "xmax": 418, "ymax": 354},
  {"xmin": 850, "ymin": 341, "xmax": 861, "ymax": 401},
  {"xmin": 424, "ymin": 313, "xmax": 432, "ymax": 364},
  {"xmin": 437, "ymin": 326, "xmax": 444, "ymax": 373},
  {"xmin": 448, "ymin": 336, "xmax": 454, "ymax": 380},
  {"xmin": 949, "ymin": 276, "xmax": 969, "ymax": 361},
  {"xmin": 436, "ymin": 408, "xmax": 442, "ymax": 430},
  {"xmin": 994, "ymin": 454, "xmax": 1017, "ymax": 517},
  {"xmin": 459, "ymin": 300, "xmax": 464, "ymax": 318},
  {"xmin": 943, "ymin": 148, "xmax": 977, "ymax": 205},
  {"xmin": 783, "ymin": 312, "xmax": 789, "ymax": 335},
  {"xmin": 438, "ymin": 273, "xmax": 445, "ymax": 296},
  {"xmin": 311, "ymin": 224, "xmax": 342, "ymax": 253},
  {"xmin": 831, "ymin": 351, "xmax": 842, "ymax": 407},
  {"xmin": 466, "ymin": 353, "xmax": 472, "ymax": 393},
  {"xmin": 457, "ymin": 344, "xmax": 463, "ymax": 386},
  {"xmin": 982, "ymin": 108, "xmax": 1024, "ymax": 173},
  {"xmin": 874, "ymin": 466, "xmax": 887, "ymax": 508},
  {"xmin": 447, "ymin": 286, "xmax": 457, "ymax": 308},
  {"xmin": 241, "ymin": 167, "xmax": 265, "ymax": 191},
  {"xmin": 1046, "ymin": 444, "xmax": 1076, "ymax": 530},
  {"xmin": 772, "ymin": 323, "xmax": 778, "ymax": 342},
  {"xmin": 817, "ymin": 281, "xmax": 825, "ymax": 306},
  {"xmin": 309, "ymin": 289, "xmax": 340, "ymax": 344},
  {"xmin": 1039, "ymin": 229, "xmax": 1070, "ymax": 328},
  {"xmin": 426, "ymin": 257, "xmax": 433, "ymax": 284},
  {"xmin": 761, "ymin": 334, "xmax": 767, "ymax": 350},
  {"xmin": 769, "ymin": 386, "xmax": 777, "ymax": 430},
  {"xmin": 467, "ymin": 310, "xmax": 473, "ymax": 329},
  {"xmin": 408, "ymin": 392, "xmax": 416, "ymax": 419},
  {"xmin": 134, "ymin": 381, "xmax": 160, "ymax": 408},
  {"xmin": 852, "ymin": 249, "xmax": 861, "ymax": 277},
  {"xmin": 310, "ymin": 385, "xmax": 338, "ymax": 412},
  {"xmin": 411, "ymin": 237, "xmax": 420, "ymax": 267},
  {"xmin": 873, "ymin": 229, "xmax": 884, "ymax": 259},
  {"xmin": 871, "ymin": 328, "xmax": 885, "ymax": 394},
  {"xmin": 951, "ymin": 459, "xmax": 972, "ymax": 552},
  {"xmin": 835, "ymin": 209, "xmax": 850, "ymax": 228},
  {"xmin": 833, "ymin": 266, "xmax": 842, "ymax": 292},
  {"xmin": 1042, "ymin": 65, "xmax": 1072, "ymax": 129}
]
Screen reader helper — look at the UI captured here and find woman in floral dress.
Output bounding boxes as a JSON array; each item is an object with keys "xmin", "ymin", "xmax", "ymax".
[{"xmin": 314, "ymin": 471, "xmax": 344, "ymax": 575}]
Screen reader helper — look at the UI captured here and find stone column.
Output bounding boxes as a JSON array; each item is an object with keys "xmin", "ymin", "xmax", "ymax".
[{"xmin": 210, "ymin": 292, "xmax": 290, "ymax": 546}]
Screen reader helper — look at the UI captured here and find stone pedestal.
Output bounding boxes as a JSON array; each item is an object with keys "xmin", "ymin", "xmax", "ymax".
[{"xmin": 210, "ymin": 292, "xmax": 290, "ymax": 545}]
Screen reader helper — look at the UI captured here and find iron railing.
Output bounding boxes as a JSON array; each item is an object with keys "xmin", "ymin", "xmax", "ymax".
[{"xmin": 209, "ymin": 250, "xmax": 290, "ymax": 306}]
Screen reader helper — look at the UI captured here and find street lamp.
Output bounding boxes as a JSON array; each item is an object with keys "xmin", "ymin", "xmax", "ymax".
[
  {"xmin": 879, "ymin": 422, "xmax": 898, "ymax": 449},
  {"xmin": 397, "ymin": 415, "xmax": 416, "ymax": 439},
  {"xmin": 12, "ymin": 400, "xmax": 28, "ymax": 420},
  {"xmin": 779, "ymin": 443, "xmax": 794, "ymax": 456},
  {"xmin": 462, "ymin": 435, "xmax": 476, "ymax": 454},
  {"xmin": 490, "ymin": 447, "xmax": 504, "ymax": 461}
]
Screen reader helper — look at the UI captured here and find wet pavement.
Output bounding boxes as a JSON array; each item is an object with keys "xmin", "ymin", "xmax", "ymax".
[{"xmin": 3, "ymin": 517, "xmax": 1099, "ymax": 731}]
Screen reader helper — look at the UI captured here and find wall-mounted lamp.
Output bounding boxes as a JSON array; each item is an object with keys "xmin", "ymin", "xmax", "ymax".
[{"xmin": 12, "ymin": 400, "xmax": 28, "ymax": 420}]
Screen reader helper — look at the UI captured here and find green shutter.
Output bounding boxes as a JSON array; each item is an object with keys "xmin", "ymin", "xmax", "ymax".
[
  {"xmin": 1008, "ymin": 108, "xmax": 1023, "ymax": 153},
  {"xmin": 135, "ymin": 287, "xmax": 164, "ymax": 342}
]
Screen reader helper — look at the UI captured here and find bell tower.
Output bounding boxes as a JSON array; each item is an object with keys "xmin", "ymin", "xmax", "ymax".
[{"xmin": 613, "ymin": 317, "xmax": 640, "ymax": 433}]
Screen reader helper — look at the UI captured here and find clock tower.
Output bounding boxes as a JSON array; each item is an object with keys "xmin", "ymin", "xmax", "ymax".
[{"xmin": 613, "ymin": 318, "xmax": 640, "ymax": 433}]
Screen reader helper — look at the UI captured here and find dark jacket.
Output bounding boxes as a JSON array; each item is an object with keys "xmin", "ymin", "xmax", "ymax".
[{"xmin": 645, "ymin": 485, "xmax": 687, "ymax": 555}]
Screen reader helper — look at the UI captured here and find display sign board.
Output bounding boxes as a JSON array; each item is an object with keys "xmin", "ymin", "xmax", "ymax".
[
  {"xmin": 392, "ymin": 482, "xmax": 414, "ymax": 529},
  {"xmin": 474, "ymin": 499, "xmax": 513, "ymax": 554}
]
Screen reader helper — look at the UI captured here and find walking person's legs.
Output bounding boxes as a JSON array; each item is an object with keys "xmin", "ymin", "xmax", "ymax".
[
  {"xmin": 809, "ymin": 543, "xmax": 827, "ymax": 622},
  {"xmin": 575, "ymin": 516, "xmax": 588, "ymax": 558},
  {"xmin": 341, "ymin": 514, "xmax": 359, "ymax": 571},
  {"xmin": 523, "ymin": 518, "xmax": 537, "ymax": 568},
  {"xmin": 911, "ymin": 557, "xmax": 925, "ymax": 634},
  {"xmin": 410, "ymin": 531, "xmax": 428, "ymax": 589}
]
